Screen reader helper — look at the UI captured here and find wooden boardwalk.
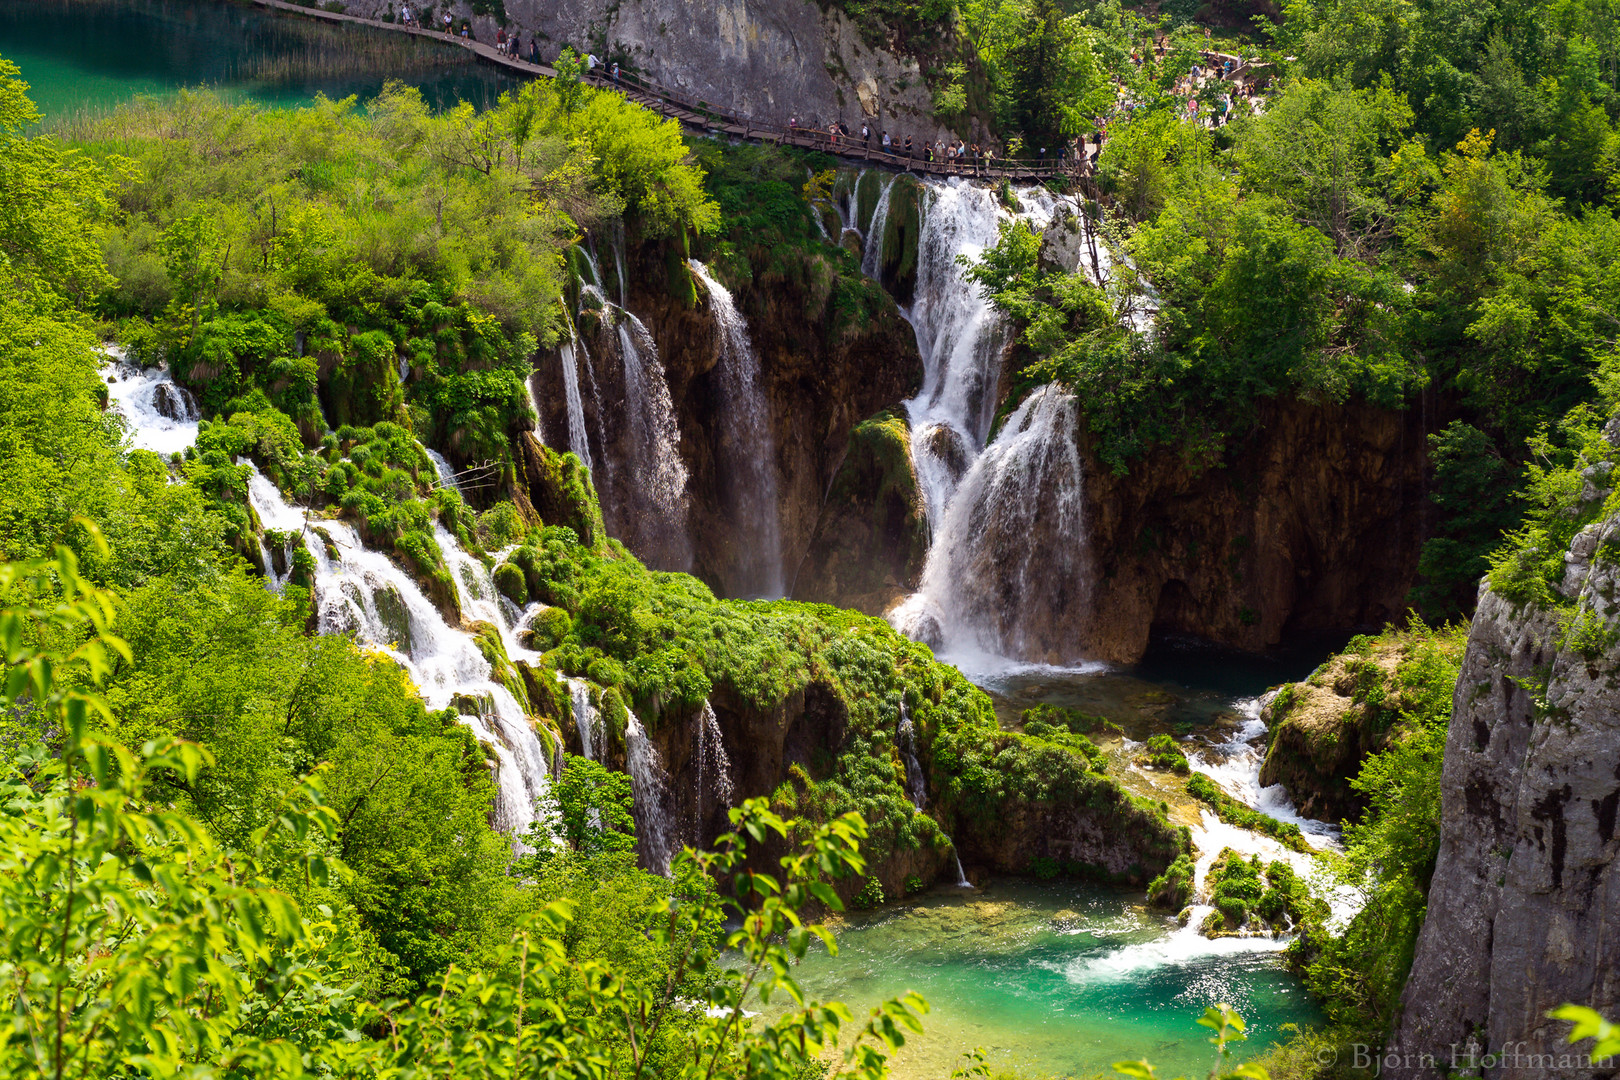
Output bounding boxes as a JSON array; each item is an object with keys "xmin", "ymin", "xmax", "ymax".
[{"xmin": 251, "ymin": 0, "xmax": 1089, "ymax": 185}]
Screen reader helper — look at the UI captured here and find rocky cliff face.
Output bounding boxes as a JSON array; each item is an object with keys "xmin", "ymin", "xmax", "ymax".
[
  {"xmin": 794, "ymin": 390, "xmax": 1430, "ymax": 663},
  {"xmin": 791, "ymin": 409, "xmax": 928, "ymax": 611},
  {"xmin": 1389, "ymin": 515, "xmax": 1620, "ymax": 1078},
  {"xmin": 350, "ymin": 0, "xmax": 969, "ymax": 144},
  {"xmin": 530, "ymin": 231, "xmax": 921, "ymax": 597},
  {"xmin": 1075, "ymin": 400, "xmax": 1430, "ymax": 663}
]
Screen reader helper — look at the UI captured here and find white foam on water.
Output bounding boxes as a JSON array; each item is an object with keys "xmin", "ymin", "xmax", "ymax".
[{"xmin": 102, "ymin": 349, "xmax": 200, "ymax": 458}]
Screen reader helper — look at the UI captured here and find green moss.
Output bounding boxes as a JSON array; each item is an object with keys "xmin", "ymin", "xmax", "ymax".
[
  {"xmin": 1137, "ymin": 733, "xmax": 1191, "ymax": 774},
  {"xmin": 1146, "ymin": 853, "xmax": 1194, "ymax": 909},
  {"xmin": 493, "ymin": 562, "xmax": 528, "ymax": 605},
  {"xmin": 526, "ymin": 444, "xmax": 606, "ymax": 547}
]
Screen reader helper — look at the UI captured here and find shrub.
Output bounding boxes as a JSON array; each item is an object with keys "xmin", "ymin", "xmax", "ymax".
[
  {"xmin": 852, "ymin": 876, "xmax": 885, "ymax": 910},
  {"xmin": 1138, "ymin": 733, "xmax": 1190, "ymax": 774},
  {"xmin": 1147, "ymin": 853, "xmax": 1194, "ymax": 909},
  {"xmin": 493, "ymin": 561, "xmax": 528, "ymax": 605}
]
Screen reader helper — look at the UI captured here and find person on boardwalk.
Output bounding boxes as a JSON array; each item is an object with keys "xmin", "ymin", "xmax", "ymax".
[
  {"xmin": 881, "ymin": 131, "xmax": 891, "ymax": 152},
  {"xmin": 399, "ymin": 3, "xmax": 412, "ymax": 27},
  {"xmin": 904, "ymin": 134, "xmax": 912, "ymax": 160},
  {"xmin": 611, "ymin": 62, "xmax": 620, "ymax": 84},
  {"xmin": 442, "ymin": 11, "xmax": 452, "ymax": 32},
  {"xmin": 861, "ymin": 124, "xmax": 870, "ymax": 149}
]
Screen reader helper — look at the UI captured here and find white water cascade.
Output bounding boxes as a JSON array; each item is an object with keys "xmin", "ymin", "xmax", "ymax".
[
  {"xmin": 557, "ymin": 340, "xmax": 594, "ymax": 469},
  {"xmin": 688, "ymin": 260, "xmax": 785, "ymax": 597},
  {"xmin": 565, "ymin": 676, "xmax": 603, "ymax": 761},
  {"xmin": 614, "ymin": 310, "xmax": 692, "ymax": 567},
  {"xmin": 109, "ymin": 356, "xmax": 557, "ymax": 845},
  {"xmin": 625, "ymin": 709, "xmax": 676, "ymax": 872},
  {"xmin": 892, "ymin": 385, "xmax": 1090, "ymax": 665},
  {"xmin": 693, "ymin": 700, "xmax": 736, "ymax": 836},
  {"xmin": 884, "ymin": 179, "xmax": 1093, "ymax": 667},
  {"xmin": 896, "ymin": 702, "xmax": 927, "ymax": 809},
  {"xmin": 860, "ymin": 174, "xmax": 898, "ymax": 280},
  {"xmin": 246, "ymin": 468, "xmax": 556, "ymax": 844},
  {"xmin": 103, "ymin": 351, "xmax": 200, "ymax": 457}
]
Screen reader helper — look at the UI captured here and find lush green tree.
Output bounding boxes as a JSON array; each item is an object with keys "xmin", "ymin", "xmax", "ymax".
[
  {"xmin": 539, "ymin": 753, "xmax": 638, "ymax": 857},
  {"xmin": 1411, "ymin": 421, "xmax": 1524, "ymax": 619}
]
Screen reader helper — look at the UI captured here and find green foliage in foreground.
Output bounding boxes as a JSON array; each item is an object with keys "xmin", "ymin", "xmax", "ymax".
[
  {"xmin": 0, "ymin": 548, "xmax": 930, "ymax": 1079},
  {"xmin": 1185, "ymin": 773, "xmax": 1312, "ymax": 853}
]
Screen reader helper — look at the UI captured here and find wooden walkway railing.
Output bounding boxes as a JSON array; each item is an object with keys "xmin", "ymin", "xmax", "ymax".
[{"xmin": 251, "ymin": 0, "xmax": 1091, "ymax": 185}]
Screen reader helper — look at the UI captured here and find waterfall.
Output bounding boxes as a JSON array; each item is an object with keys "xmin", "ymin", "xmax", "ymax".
[
  {"xmin": 103, "ymin": 350, "xmax": 199, "ymax": 457},
  {"xmin": 108, "ymin": 355, "xmax": 555, "ymax": 846},
  {"xmin": 860, "ymin": 174, "xmax": 897, "ymax": 280},
  {"xmin": 896, "ymin": 702, "xmax": 927, "ymax": 809},
  {"xmin": 615, "ymin": 312, "xmax": 691, "ymax": 566},
  {"xmin": 624, "ymin": 709, "xmax": 675, "ymax": 872},
  {"xmin": 688, "ymin": 260, "xmax": 784, "ymax": 597},
  {"xmin": 244, "ymin": 468, "xmax": 555, "ymax": 844},
  {"xmin": 557, "ymin": 341, "xmax": 594, "ymax": 469},
  {"xmin": 565, "ymin": 676, "xmax": 602, "ymax": 761},
  {"xmin": 424, "ymin": 448, "xmax": 461, "ymax": 494},
  {"xmin": 901, "ymin": 179, "xmax": 1019, "ymax": 527},
  {"xmin": 885, "ymin": 179, "xmax": 1094, "ymax": 667},
  {"xmin": 892, "ymin": 385, "xmax": 1089, "ymax": 664},
  {"xmin": 693, "ymin": 699, "xmax": 736, "ymax": 834}
]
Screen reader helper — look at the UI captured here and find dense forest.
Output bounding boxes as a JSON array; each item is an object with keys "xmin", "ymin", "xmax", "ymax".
[{"xmin": 1, "ymin": 0, "xmax": 1618, "ymax": 1070}]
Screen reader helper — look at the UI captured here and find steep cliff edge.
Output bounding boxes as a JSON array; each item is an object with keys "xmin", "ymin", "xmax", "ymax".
[
  {"xmin": 1388, "ymin": 513, "xmax": 1620, "ymax": 1077},
  {"xmin": 346, "ymin": 0, "xmax": 968, "ymax": 145},
  {"xmin": 1076, "ymin": 399, "xmax": 1430, "ymax": 663}
]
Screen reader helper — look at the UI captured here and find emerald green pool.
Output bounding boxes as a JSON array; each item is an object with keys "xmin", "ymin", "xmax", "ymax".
[
  {"xmin": 760, "ymin": 880, "xmax": 1320, "ymax": 1080},
  {"xmin": 0, "ymin": 0, "xmax": 519, "ymax": 123}
]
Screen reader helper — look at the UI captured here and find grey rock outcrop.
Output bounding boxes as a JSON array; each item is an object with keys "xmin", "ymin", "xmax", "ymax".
[
  {"xmin": 1388, "ymin": 515, "xmax": 1620, "ymax": 1079},
  {"xmin": 357, "ymin": 0, "xmax": 972, "ymax": 145}
]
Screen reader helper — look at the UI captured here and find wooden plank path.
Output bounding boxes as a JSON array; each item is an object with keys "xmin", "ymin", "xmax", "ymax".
[{"xmin": 250, "ymin": 0, "xmax": 1091, "ymax": 186}]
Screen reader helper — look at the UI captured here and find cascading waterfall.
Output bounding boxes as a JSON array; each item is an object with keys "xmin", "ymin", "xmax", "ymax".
[
  {"xmin": 892, "ymin": 385, "xmax": 1089, "ymax": 664},
  {"xmin": 859, "ymin": 174, "xmax": 897, "ymax": 280},
  {"xmin": 687, "ymin": 259, "xmax": 784, "ymax": 597},
  {"xmin": 557, "ymin": 340, "xmax": 594, "ymax": 469},
  {"xmin": 103, "ymin": 350, "xmax": 199, "ymax": 456},
  {"xmin": 896, "ymin": 702, "xmax": 927, "ymax": 810},
  {"xmin": 624, "ymin": 709, "xmax": 675, "ymax": 872},
  {"xmin": 424, "ymin": 448, "xmax": 460, "ymax": 493},
  {"xmin": 885, "ymin": 179, "xmax": 1094, "ymax": 667},
  {"xmin": 614, "ymin": 312, "xmax": 691, "ymax": 565},
  {"xmin": 693, "ymin": 700, "xmax": 736, "ymax": 835},
  {"xmin": 565, "ymin": 676, "xmax": 602, "ymax": 761},
  {"xmin": 112, "ymin": 357, "xmax": 555, "ymax": 846},
  {"xmin": 245, "ymin": 467, "xmax": 555, "ymax": 844}
]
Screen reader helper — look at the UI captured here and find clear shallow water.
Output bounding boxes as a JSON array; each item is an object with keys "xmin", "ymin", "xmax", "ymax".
[
  {"xmin": 978, "ymin": 634, "xmax": 1350, "ymax": 736},
  {"xmin": 0, "ymin": 0, "xmax": 520, "ymax": 122},
  {"xmin": 759, "ymin": 880, "xmax": 1321, "ymax": 1080}
]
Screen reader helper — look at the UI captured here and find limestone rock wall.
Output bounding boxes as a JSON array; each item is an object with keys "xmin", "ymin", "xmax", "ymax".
[
  {"xmin": 350, "ymin": 0, "xmax": 970, "ymax": 145},
  {"xmin": 1388, "ymin": 515, "xmax": 1620, "ymax": 1078},
  {"xmin": 1077, "ymin": 398, "xmax": 1430, "ymax": 663}
]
